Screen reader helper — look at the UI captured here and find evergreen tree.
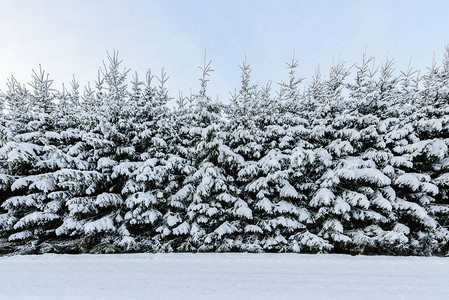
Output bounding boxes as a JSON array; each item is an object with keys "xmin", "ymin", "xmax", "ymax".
[{"xmin": 1, "ymin": 48, "xmax": 449, "ymax": 256}]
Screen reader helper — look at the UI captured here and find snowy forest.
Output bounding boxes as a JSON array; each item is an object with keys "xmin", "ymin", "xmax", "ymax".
[{"xmin": 0, "ymin": 50, "xmax": 448, "ymax": 256}]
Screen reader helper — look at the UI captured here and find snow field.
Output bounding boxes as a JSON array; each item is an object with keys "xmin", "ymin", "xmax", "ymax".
[{"xmin": 0, "ymin": 253, "xmax": 448, "ymax": 300}]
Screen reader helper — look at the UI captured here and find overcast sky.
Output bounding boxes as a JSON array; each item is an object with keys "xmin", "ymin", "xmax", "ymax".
[{"xmin": 1, "ymin": 0, "xmax": 448, "ymax": 101}]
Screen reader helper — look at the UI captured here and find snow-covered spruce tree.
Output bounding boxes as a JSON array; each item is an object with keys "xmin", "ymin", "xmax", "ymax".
[
  {"xmin": 337, "ymin": 57, "xmax": 401, "ymax": 254},
  {"xmin": 304, "ymin": 58, "xmax": 410, "ymax": 254},
  {"xmin": 328, "ymin": 56, "xmax": 447, "ymax": 255},
  {"xmin": 341, "ymin": 58, "xmax": 425, "ymax": 255},
  {"xmin": 230, "ymin": 58, "xmax": 312, "ymax": 252},
  {"xmin": 111, "ymin": 70, "xmax": 161, "ymax": 251},
  {"xmin": 274, "ymin": 59, "xmax": 337, "ymax": 252},
  {"xmin": 116, "ymin": 68, "xmax": 185, "ymax": 252},
  {"xmin": 65, "ymin": 52, "xmax": 134, "ymax": 253},
  {"xmin": 0, "ymin": 84, "xmax": 17, "ymax": 254},
  {"xmin": 47, "ymin": 77, "xmax": 112, "ymax": 253},
  {"xmin": 386, "ymin": 50, "xmax": 449, "ymax": 255},
  {"xmin": 164, "ymin": 63, "xmax": 216, "ymax": 252},
  {"xmin": 304, "ymin": 61, "xmax": 358, "ymax": 253},
  {"xmin": 168, "ymin": 57, "xmax": 250, "ymax": 252},
  {"xmin": 0, "ymin": 67, "xmax": 99, "ymax": 253},
  {"xmin": 45, "ymin": 52, "xmax": 133, "ymax": 253},
  {"xmin": 224, "ymin": 59, "xmax": 278, "ymax": 252},
  {"xmin": 0, "ymin": 69, "xmax": 62, "ymax": 253},
  {"xmin": 424, "ymin": 50, "xmax": 449, "ymax": 246}
]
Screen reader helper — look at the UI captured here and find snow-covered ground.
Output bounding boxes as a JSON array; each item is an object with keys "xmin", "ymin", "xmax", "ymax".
[{"xmin": 0, "ymin": 253, "xmax": 448, "ymax": 300}]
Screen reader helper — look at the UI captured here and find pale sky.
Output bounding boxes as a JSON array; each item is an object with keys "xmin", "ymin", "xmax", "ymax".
[{"xmin": 1, "ymin": 0, "xmax": 448, "ymax": 101}]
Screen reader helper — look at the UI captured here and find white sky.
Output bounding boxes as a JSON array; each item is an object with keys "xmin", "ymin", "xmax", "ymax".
[{"xmin": 1, "ymin": 0, "xmax": 448, "ymax": 101}]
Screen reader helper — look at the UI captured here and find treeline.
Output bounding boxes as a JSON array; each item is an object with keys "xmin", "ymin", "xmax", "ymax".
[{"xmin": 0, "ymin": 50, "xmax": 448, "ymax": 255}]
